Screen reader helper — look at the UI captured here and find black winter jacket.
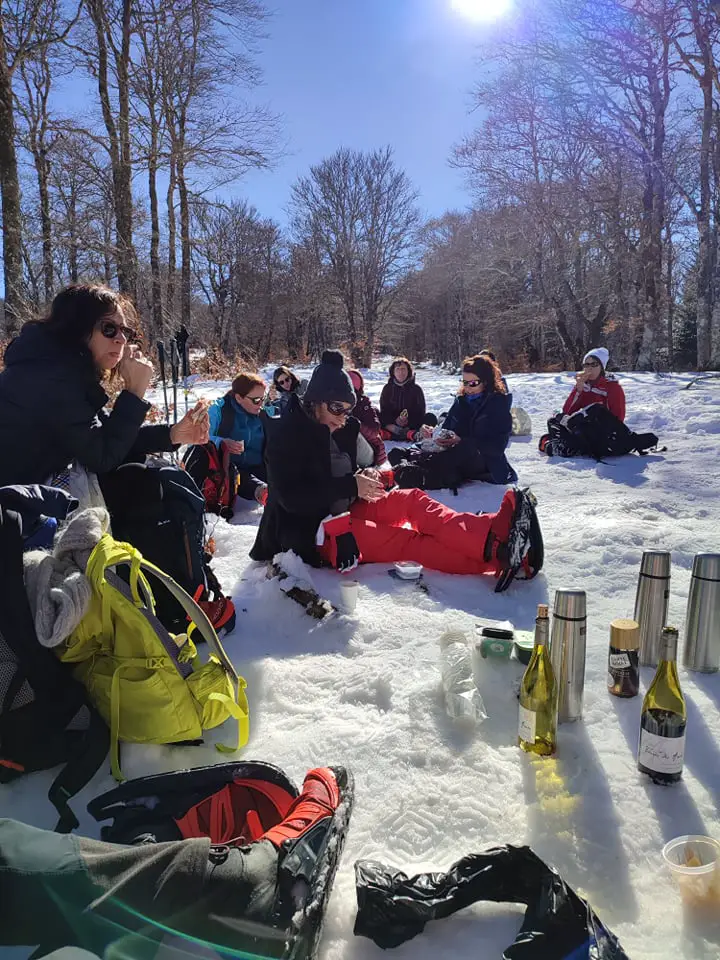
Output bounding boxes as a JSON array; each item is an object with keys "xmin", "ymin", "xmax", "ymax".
[
  {"xmin": 250, "ymin": 396, "xmax": 360, "ymax": 566},
  {"xmin": 0, "ymin": 323, "xmax": 174, "ymax": 486},
  {"xmin": 443, "ymin": 391, "xmax": 516, "ymax": 484}
]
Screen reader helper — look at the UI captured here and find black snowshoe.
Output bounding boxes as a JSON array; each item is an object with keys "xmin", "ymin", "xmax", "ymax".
[
  {"xmin": 88, "ymin": 760, "xmax": 354, "ymax": 960},
  {"xmin": 494, "ymin": 487, "xmax": 544, "ymax": 593}
]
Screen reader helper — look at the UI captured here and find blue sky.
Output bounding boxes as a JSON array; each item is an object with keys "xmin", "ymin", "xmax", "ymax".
[{"xmin": 232, "ymin": 0, "xmax": 490, "ymax": 225}]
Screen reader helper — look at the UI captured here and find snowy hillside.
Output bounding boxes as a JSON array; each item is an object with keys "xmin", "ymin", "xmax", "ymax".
[{"xmin": 4, "ymin": 364, "xmax": 720, "ymax": 960}]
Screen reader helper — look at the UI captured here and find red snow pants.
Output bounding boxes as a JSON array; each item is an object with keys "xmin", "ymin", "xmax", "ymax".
[{"xmin": 346, "ymin": 488, "xmax": 495, "ymax": 575}]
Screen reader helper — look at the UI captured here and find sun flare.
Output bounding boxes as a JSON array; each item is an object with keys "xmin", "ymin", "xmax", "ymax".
[{"xmin": 450, "ymin": 0, "xmax": 512, "ymax": 22}]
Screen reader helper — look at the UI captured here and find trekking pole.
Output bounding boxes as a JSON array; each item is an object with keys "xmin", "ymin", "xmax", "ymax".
[
  {"xmin": 170, "ymin": 340, "xmax": 180, "ymax": 425},
  {"xmin": 176, "ymin": 325, "xmax": 190, "ymax": 415},
  {"xmin": 157, "ymin": 341, "xmax": 170, "ymax": 424}
]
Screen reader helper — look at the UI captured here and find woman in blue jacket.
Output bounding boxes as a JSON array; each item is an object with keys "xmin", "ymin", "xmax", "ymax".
[
  {"xmin": 428, "ymin": 354, "xmax": 517, "ymax": 485},
  {"xmin": 208, "ymin": 372, "xmax": 274, "ymax": 504}
]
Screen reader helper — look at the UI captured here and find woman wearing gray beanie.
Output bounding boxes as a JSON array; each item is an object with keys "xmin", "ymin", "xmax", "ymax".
[{"xmin": 251, "ymin": 351, "xmax": 543, "ymax": 591}]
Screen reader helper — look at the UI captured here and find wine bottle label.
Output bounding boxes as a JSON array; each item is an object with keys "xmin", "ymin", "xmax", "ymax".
[
  {"xmin": 638, "ymin": 729, "xmax": 685, "ymax": 775},
  {"xmin": 609, "ymin": 652, "xmax": 631, "ymax": 669},
  {"xmin": 518, "ymin": 705, "xmax": 536, "ymax": 743}
]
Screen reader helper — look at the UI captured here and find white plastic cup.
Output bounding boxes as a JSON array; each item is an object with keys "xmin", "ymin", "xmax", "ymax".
[
  {"xmin": 339, "ymin": 579, "xmax": 359, "ymax": 613},
  {"xmin": 662, "ymin": 835, "xmax": 720, "ymax": 907}
]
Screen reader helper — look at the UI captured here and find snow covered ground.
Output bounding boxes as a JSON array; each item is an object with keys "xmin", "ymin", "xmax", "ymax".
[{"xmin": 4, "ymin": 364, "xmax": 720, "ymax": 960}]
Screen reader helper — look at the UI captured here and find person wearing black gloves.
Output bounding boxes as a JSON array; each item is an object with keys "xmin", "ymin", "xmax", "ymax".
[
  {"xmin": 0, "ymin": 284, "xmax": 208, "ymax": 487},
  {"xmin": 251, "ymin": 351, "xmax": 540, "ymax": 584}
]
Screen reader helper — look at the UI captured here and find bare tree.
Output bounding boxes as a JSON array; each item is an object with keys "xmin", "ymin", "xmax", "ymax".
[{"xmin": 291, "ymin": 146, "xmax": 419, "ymax": 366}]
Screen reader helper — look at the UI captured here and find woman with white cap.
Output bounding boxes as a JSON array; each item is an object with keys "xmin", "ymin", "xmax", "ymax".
[{"xmin": 562, "ymin": 347, "xmax": 625, "ymax": 422}]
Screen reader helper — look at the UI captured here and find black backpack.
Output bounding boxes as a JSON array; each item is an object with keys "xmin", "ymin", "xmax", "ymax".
[
  {"xmin": 388, "ymin": 446, "xmax": 464, "ymax": 494},
  {"xmin": 100, "ymin": 463, "xmax": 235, "ymax": 636},
  {"xmin": 182, "ymin": 395, "xmax": 238, "ymax": 518},
  {"xmin": 540, "ymin": 404, "xmax": 659, "ymax": 461},
  {"xmin": 0, "ymin": 503, "xmax": 109, "ymax": 831}
]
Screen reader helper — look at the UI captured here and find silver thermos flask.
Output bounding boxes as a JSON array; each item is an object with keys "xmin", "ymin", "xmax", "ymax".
[
  {"xmin": 549, "ymin": 589, "xmax": 587, "ymax": 723},
  {"xmin": 634, "ymin": 551, "xmax": 671, "ymax": 667},
  {"xmin": 683, "ymin": 554, "xmax": 720, "ymax": 673}
]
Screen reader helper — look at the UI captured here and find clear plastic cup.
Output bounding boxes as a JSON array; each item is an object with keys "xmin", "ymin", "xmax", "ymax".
[{"xmin": 662, "ymin": 836, "xmax": 720, "ymax": 907}]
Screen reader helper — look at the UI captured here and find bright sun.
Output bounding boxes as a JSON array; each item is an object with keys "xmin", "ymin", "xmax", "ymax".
[{"xmin": 450, "ymin": 0, "xmax": 512, "ymax": 22}]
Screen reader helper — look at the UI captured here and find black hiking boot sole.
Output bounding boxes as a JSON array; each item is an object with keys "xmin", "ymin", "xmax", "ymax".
[{"xmin": 494, "ymin": 488, "xmax": 543, "ymax": 593}]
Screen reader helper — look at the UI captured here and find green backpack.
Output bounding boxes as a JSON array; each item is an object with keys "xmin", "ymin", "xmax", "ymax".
[{"xmin": 58, "ymin": 534, "xmax": 249, "ymax": 780}]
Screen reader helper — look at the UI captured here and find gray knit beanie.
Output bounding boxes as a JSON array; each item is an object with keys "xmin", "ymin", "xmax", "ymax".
[{"xmin": 304, "ymin": 350, "xmax": 356, "ymax": 406}]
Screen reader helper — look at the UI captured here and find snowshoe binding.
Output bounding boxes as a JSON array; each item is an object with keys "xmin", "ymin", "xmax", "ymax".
[
  {"xmin": 494, "ymin": 487, "xmax": 543, "ymax": 593},
  {"xmin": 88, "ymin": 760, "xmax": 354, "ymax": 960}
]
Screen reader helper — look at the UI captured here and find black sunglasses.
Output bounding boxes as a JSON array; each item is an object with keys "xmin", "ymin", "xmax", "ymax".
[
  {"xmin": 98, "ymin": 318, "xmax": 136, "ymax": 341},
  {"xmin": 247, "ymin": 395, "xmax": 265, "ymax": 406},
  {"xmin": 277, "ymin": 375, "xmax": 292, "ymax": 385},
  {"xmin": 583, "ymin": 360, "xmax": 601, "ymax": 368},
  {"xmin": 327, "ymin": 400, "xmax": 355, "ymax": 416},
  {"xmin": 462, "ymin": 378, "xmax": 482, "ymax": 388}
]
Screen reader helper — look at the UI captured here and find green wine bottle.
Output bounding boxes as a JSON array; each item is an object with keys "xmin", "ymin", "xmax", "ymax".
[
  {"xmin": 638, "ymin": 626, "xmax": 686, "ymax": 785},
  {"xmin": 518, "ymin": 603, "xmax": 558, "ymax": 756}
]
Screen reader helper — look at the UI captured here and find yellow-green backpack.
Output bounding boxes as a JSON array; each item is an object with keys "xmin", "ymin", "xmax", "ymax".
[{"xmin": 58, "ymin": 534, "xmax": 249, "ymax": 780}]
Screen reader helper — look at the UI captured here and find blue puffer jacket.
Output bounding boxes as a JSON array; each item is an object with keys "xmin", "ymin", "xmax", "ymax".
[
  {"xmin": 208, "ymin": 395, "xmax": 269, "ymax": 469},
  {"xmin": 443, "ymin": 390, "xmax": 516, "ymax": 484}
]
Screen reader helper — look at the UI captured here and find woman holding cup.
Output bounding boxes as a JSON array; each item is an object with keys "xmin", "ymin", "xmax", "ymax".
[{"xmin": 562, "ymin": 348, "xmax": 626, "ymax": 422}]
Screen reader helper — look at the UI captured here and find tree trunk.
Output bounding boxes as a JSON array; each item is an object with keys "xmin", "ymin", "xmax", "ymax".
[
  {"xmin": 177, "ymin": 160, "xmax": 191, "ymax": 329},
  {"xmin": 147, "ymin": 133, "xmax": 163, "ymax": 338},
  {"xmin": 166, "ymin": 154, "xmax": 177, "ymax": 327},
  {"xmin": 87, "ymin": 0, "xmax": 136, "ymax": 299},
  {"xmin": 0, "ymin": 19, "xmax": 24, "ymax": 334}
]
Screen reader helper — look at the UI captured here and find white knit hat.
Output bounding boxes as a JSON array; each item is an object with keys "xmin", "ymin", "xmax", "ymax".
[{"xmin": 583, "ymin": 347, "xmax": 609, "ymax": 369}]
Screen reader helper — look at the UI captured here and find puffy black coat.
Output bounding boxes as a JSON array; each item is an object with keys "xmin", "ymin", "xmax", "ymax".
[
  {"xmin": 0, "ymin": 323, "xmax": 174, "ymax": 486},
  {"xmin": 250, "ymin": 396, "xmax": 359, "ymax": 566},
  {"xmin": 443, "ymin": 391, "xmax": 516, "ymax": 485}
]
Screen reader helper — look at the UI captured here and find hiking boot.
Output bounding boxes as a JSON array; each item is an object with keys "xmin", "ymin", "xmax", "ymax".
[
  {"xmin": 261, "ymin": 767, "xmax": 340, "ymax": 849},
  {"xmin": 485, "ymin": 487, "xmax": 544, "ymax": 593}
]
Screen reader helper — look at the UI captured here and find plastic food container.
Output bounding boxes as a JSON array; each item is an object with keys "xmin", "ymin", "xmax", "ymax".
[
  {"xmin": 662, "ymin": 836, "xmax": 720, "ymax": 907},
  {"xmin": 394, "ymin": 561, "xmax": 423, "ymax": 580}
]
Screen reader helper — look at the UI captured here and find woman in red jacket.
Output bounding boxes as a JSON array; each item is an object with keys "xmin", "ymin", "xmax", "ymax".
[{"xmin": 563, "ymin": 348, "xmax": 626, "ymax": 422}]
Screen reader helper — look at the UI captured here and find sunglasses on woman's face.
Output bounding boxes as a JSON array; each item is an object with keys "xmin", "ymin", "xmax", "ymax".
[
  {"xmin": 462, "ymin": 378, "xmax": 482, "ymax": 388},
  {"xmin": 583, "ymin": 360, "xmax": 600, "ymax": 368},
  {"xmin": 327, "ymin": 401, "xmax": 354, "ymax": 417},
  {"xmin": 278, "ymin": 376, "xmax": 292, "ymax": 386},
  {"xmin": 98, "ymin": 319, "xmax": 136, "ymax": 341}
]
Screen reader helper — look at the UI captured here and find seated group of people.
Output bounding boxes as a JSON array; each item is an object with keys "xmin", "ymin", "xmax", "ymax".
[
  {"xmin": 0, "ymin": 283, "xmax": 551, "ymax": 586},
  {"xmin": 0, "ymin": 283, "xmax": 633, "ymax": 589}
]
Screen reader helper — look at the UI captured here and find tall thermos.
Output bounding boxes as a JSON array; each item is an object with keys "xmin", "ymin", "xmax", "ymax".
[
  {"xmin": 683, "ymin": 554, "xmax": 720, "ymax": 673},
  {"xmin": 549, "ymin": 589, "xmax": 587, "ymax": 723},
  {"xmin": 634, "ymin": 551, "xmax": 671, "ymax": 667}
]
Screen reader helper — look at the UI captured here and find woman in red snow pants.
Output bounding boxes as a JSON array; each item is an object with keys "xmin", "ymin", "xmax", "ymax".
[{"xmin": 251, "ymin": 350, "xmax": 543, "ymax": 591}]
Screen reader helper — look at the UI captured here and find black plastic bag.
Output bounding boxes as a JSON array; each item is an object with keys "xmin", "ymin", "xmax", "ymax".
[{"xmin": 354, "ymin": 844, "xmax": 630, "ymax": 959}]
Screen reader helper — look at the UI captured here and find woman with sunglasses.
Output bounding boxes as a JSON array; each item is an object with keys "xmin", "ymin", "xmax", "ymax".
[
  {"xmin": 0, "ymin": 284, "xmax": 208, "ymax": 487},
  {"xmin": 562, "ymin": 347, "xmax": 625, "ymax": 421},
  {"xmin": 207, "ymin": 372, "xmax": 273, "ymax": 504},
  {"xmin": 271, "ymin": 365, "xmax": 306, "ymax": 415},
  {"xmin": 251, "ymin": 351, "xmax": 540, "ymax": 587},
  {"xmin": 417, "ymin": 354, "xmax": 516, "ymax": 485}
]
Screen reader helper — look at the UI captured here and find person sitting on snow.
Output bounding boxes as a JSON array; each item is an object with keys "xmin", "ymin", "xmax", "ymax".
[
  {"xmin": 251, "ymin": 350, "xmax": 542, "ymax": 591},
  {"xmin": 348, "ymin": 369, "xmax": 387, "ymax": 467},
  {"xmin": 561, "ymin": 347, "xmax": 625, "ymax": 422},
  {"xmin": 379, "ymin": 357, "xmax": 428, "ymax": 441},
  {"xmin": 208, "ymin": 372, "xmax": 274, "ymax": 506},
  {"xmin": 270, "ymin": 365, "xmax": 306, "ymax": 415},
  {"xmin": 408, "ymin": 353, "xmax": 517, "ymax": 486}
]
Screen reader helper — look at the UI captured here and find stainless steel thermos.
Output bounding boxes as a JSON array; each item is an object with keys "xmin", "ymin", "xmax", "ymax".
[
  {"xmin": 549, "ymin": 589, "xmax": 587, "ymax": 723},
  {"xmin": 634, "ymin": 551, "xmax": 671, "ymax": 666},
  {"xmin": 683, "ymin": 554, "xmax": 720, "ymax": 673}
]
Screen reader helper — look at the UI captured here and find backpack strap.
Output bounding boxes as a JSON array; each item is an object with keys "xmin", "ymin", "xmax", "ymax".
[
  {"xmin": 218, "ymin": 394, "xmax": 235, "ymax": 439},
  {"xmin": 137, "ymin": 559, "xmax": 249, "ymax": 755},
  {"xmin": 47, "ymin": 707, "xmax": 110, "ymax": 832}
]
